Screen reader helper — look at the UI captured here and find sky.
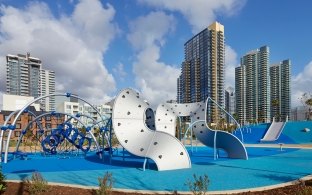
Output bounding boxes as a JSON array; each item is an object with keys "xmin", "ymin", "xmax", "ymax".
[{"xmin": 0, "ymin": 0, "xmax": 311, "ymax": 108}]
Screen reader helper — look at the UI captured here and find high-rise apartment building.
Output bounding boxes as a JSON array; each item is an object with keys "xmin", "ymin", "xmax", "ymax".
[
  {"xmin": 270, "ymin": 59, "xmax": 291, "ymax": 121},
  {"xmin": 177, "ymin": 21, "xmax": 225, "ymax": 123},
  {"xmin": 235, "ymin": 65, "xmax": 246, "ymax": 124},
  {"xmin": 235, "ymin": 46, "xmax": 271, "ymax": 124},
  {"xmin": 41, "ymin": 69, "xmax": 56, "ymax": 111},
  {"xmin": 6, "ymin": 53, "xmax": 56, "ymax": 111},
  {"xmin": 6, "ymin": 53, "xmax": 41, "ymax": 97},
  {"xmin": 225, "ymin": 87, "xmax": 235, "ymax": 123}
]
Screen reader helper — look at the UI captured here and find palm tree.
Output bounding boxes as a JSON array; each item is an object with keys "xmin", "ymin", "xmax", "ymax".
[
  {"xmin": 300, "ymin": 93, "xmax": 312, "ymax": 120},
  {"xmin": 305, "ymin": 98, "xmax": 312, "ymax": 120},
  {"xmin": 271, "ymin": 99, "xmax": 279, "ymax": 121}
]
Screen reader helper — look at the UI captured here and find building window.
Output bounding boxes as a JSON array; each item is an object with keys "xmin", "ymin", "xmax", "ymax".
[
  {"xmin": 16, "ymin": 123, "xmax": 21, "ymax": 129},
  {"xmin": 66, "ymin": 105, "xmax": 71, "ymax": 109},
  {"xmin": 14, "ymin": 131, "xmax": 21, "ymax": 137},
  {"xmin": 16, "ymin": 115, "xmax": 21, "ymax": 121},
  {"xmin": 46, "ymin": 116, "xmax": 51, "ymax": 121},
  {"xmin": 4, "ymin": 115, "xmax": 10, "ymax": 121}
]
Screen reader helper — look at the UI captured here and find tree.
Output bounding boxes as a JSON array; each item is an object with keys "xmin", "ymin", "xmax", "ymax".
[
  {"xmin": 232, "ymin": 113, "xmax": 239, "ymax": 121},
  {"xmin": 271, "ymin": 99, "xmax": 280, "ymax": 121},
  {"xmin": 217, "ymin": 117, "xmax": 226, "ymax": 130},
  {"xmin": 301, "ymin": 93, "xmax": 312, "ymax": 120},
  {"xmin": 306, "ymin": 99, "xmax": 312, "ymax": 120}
]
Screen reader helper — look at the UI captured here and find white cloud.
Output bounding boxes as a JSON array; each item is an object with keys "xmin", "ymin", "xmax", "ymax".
[
  {"xmin": 128, "ymin": 11, "xmax": 175, "ymax": 51},
  {"xmin": 0, "ymin": 0, "xmax": 117, "ymax": 104},
  {"xmin": 127, "ymin": 11, "xmax": 180, "ymax": 108},
  {"xmin": 139, "ymin": 0, "xmax": 246, "ymax": 33},
  {"xmin": 225, "ymin": 45, "xmax": 239, "ymax": 89},
  {"xmin": 292, "ymin": 60, "xmax": 312, "ymax": 107},
  {"xmin": 112, "ymin": 62, "xmax": 127, "ymax": 81},
  {"xmin": 0, "ymin": 91, "xmax": 3, "ymax": 110},
  {"xmin": 0, "ymin": 56, "xmax": 5, "ymax": 96}
]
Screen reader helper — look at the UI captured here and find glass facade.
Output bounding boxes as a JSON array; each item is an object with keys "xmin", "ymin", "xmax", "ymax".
[
  {"xmin": 6, "ymin": 53, "xmax": 42, "ymax": 97},
  {"xmin": 235, "ymin": 46, "xmax": 290, "ymax": 125},
  {"xmin": 235, "ymin": 46, "xmax": 271, "ymax": 124},
  {"xmin": 270, "ymin": 59, "xmax": 291, "ymax": 121},
  {"xmin": 6, "ymin": 53, "xmax": 56, "ymax": 111},
  {"xmin": 177, "ymin": 22, "xmax": 225, "ymax": 123}
]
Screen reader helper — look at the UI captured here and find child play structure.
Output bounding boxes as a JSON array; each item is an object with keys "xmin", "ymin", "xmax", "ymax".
[
  {"xmin": 0, "ymin": 89, "xmax": 248, "ymax": 171},
  {"xmin": 0, "ymin": 93, "xmax": 111, "ymax": 163}
]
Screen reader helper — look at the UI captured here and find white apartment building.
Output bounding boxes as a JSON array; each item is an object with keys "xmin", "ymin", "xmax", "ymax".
[
  {"xmin": 41, "ymin": 69, "xmax": 56, "ymax": 111},
  {"xmin": 2, "ymin": 94, "xmax": 40, "ymax": 111},
  {"xmin": 57, "ymin": 101, "xmax": 83, "ymax": 116},
  {"xmin": 6, "ymin": 53, "xmax": 56, "ymax": 111}
]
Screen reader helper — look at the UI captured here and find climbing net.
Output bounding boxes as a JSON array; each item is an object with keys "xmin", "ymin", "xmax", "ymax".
[{"xmin": 12, "ymin": 111, "xmax": 113, "ymax": 160}]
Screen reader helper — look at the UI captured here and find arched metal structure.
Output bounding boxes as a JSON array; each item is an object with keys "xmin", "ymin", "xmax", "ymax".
[
  {"xmin": 70, "ymin": 113, "xmax": 112, "ymax": 151},
  {"xmin": 13, "ymin": 112, "xmax": 99, "ymax": 157},
  {"xmin": 112, "ymin": 88, "xmax": 191, "ymax": 171},
  {"xmin": 0, "ymin": 109, "xmax": 41, "ymax": 162},
  {"xmin": 2, "ymin": 93, "xmax": 104, "ymax": 163}
]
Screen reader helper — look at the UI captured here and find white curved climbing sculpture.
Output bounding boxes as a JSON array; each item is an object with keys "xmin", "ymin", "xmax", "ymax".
[
  {"xmin": 112, "ymin": 88, "xmax": 191, "ymax": 171},
  {"xmin": 155, "ymin": 101, "xmax": 248, "ymax": 160},
  {"xmin": 155, "ymin": 102, "xmax": 205, "ymax": 136}
]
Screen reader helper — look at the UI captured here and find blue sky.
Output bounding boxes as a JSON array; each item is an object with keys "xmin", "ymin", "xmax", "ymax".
[{"xmin": 0, "ymin": 0, "xmax": 311, "ymax": 107}]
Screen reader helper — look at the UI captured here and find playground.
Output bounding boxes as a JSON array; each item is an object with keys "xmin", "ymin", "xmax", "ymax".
[{"xmin": 1, "ymin": 88, "xmax": 312, "ymax": 194}]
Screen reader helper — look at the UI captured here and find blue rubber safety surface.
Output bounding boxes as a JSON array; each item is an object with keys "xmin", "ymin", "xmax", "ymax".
[
  {"xmin": 239, "ymin": 121, "xmax": 312, "ymax": 144},
  {"xmin": 2, "ymin": 146, "xmax": 312, "ymax": 192}
]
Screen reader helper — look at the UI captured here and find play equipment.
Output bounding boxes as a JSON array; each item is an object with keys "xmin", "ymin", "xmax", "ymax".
[
  {"xmin": 11, "ymin": 111, "xmax": 100, "ymax": 160},
  {"xmin": 1, "ymin": 89, "xmax": 248, "ymax": 172},
  {"xmin": 261, "ymin": 117, "xmax": 287, "ymax": 142},
  {"xmin": 156, "ymin": 98, "xmax": 247, "ymax": 160},
  {"xmin": 0, "ymin": 109, "xmax": 42, "ymax": 162},
  {"xmin": 112, "ymin": 88, "xmax": 191, "ymax": 171},
  {"xmin": 112, "ymin": 88, "xmax": 248, "ymax": 171},
  {"xmin": 0, "ymin": 93, "xmax": 105, "ymax": 163},
  {"xmin": 71, "ymin": 113, "xmax": 113, "ymax": 153}
]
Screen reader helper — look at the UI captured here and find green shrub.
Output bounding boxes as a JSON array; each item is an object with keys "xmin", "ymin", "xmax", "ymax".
[
  {"xmin": 96, "ymin": 172, "xmax": 114, "ymax": 195},
  {"xmin": 185, "ymin": 174, "xmax": 209, "ymax": 195},
  {"xmin": 296, "ymin": 180, "xmax": 312, "ymax": 195},
  {"xmin": 296, "ymin": 186, "xmax": 312, "ymax": 195},
  {"xmin": 25, "ymin": 171, "xmax": 49, "ymax": 195},
  {"xmin": 0, "ymin": 167, "xmax": 6, "ymax": 194}
]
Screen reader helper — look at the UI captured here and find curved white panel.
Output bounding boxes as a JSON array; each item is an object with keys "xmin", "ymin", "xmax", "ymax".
[
  {"xmin": 155, "ymin": 104, "xmax": 176, "ymax": 135},
  {"xmin": 112, "ymin": 88, "xmax": 191, "ymax": 171},
  {"xmin": 192, "ymin": 121, "xmax": 248, "ymax": 159},
  {"xmin": 155, "ymin": 100, "xmax": 247, "ymax": 160},
  {"xmin": 155, "ymin": 102, "xmax": 205, "ymax": 136}
]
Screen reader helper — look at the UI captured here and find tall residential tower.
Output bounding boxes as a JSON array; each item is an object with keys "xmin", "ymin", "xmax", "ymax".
[
  {"xmin": 235, "ymin": 46, "xmax": 271, "ymax": 124},
  {"xmin": 41, "ymin": 69, "xmax": 56, "ymax": 111},
  {"xmin": 235, "ymin": 46, "xmax": 291, "ymax": 124},
  {"xmin": 270, "ymin": 60, "xmax": 291, "ymax": 121},
  {"xmin": 177, "ymin": 21, "xmax": 225, "ymax": 123},
  {"xmin": 225, "ymin": 87, "xmax": 235, "ymax": 123},
  {"xmin": 6, "ymin": 53, "xmax": 56, "ymax": 111},
  {"xmin": 6, "ymin": 53, "xmax": 41, "ymax": 97}
]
